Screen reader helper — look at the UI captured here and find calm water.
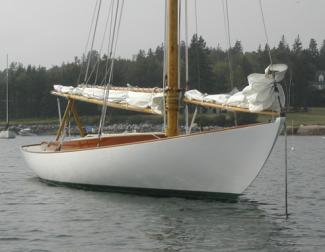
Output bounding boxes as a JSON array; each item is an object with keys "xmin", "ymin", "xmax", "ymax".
[{"xmin": 0, "ymin": 135, "xmax": 324, "ymax": 252}]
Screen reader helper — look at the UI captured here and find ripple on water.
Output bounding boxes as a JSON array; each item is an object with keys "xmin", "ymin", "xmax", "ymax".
[{"xmin": 0, "ymin": 136, "xmax": 324, "ymax": 251}]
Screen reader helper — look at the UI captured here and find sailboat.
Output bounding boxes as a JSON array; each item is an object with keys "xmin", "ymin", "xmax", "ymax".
[
  {"xmin": 0, "ymin": 55, "xmax": 15, "ymax": 139},
  {"xmin": 21, "ymin": 0, "xmax": 287, "ymax": 200}
]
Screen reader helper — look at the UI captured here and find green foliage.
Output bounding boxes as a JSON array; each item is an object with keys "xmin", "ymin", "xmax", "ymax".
[
  {"xmin": 1, "ymin": 34, "xmax": 325, "ymax": 122},
  {"xmin": 188, "ymin": 34, "xmax": 215, "ymax": 93},
  {"xmin": 195, "ymin": 111, "xmax": 257, "ymax": 127},
  {"xmin": 258, "ymin": 107, "xmax": 325, "ymax": 126}
]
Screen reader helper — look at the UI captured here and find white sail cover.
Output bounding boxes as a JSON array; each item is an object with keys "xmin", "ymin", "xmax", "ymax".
[
  {"xmin": 185, "ymin": 64, "xmax": 288, "ymax": 113},
  {"xmin": 53, "ymin": 85, "xmax": 164, "ymax": 115}
]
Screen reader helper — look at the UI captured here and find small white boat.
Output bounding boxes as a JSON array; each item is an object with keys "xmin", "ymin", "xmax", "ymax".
[
  {"xmin": 0, "ymin": 129, "xmax": 15, "ymax": 139},
  {"xmin": 18, "ymin": 128, "xmax": 35, "ymax": 136}
]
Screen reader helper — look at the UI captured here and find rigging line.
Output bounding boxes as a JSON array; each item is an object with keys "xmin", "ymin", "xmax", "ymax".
[
  {"xmin": 178, "ymin": 0, "xmax": 181, "ymax": 89},
  {"xmin": 108, "ymin": 0, "xmax": 124, "ymax": 78},
  {"xmin": 221, "ymin": 0, "xmax": 237, "ymax": 126},
  {"xmin": 98, "ymin": 0, "xmax": 120, "ymax": 136},
  {"xmin": 177, "ymin": 1, "xmax": 182, "ymax": 133},
  {"xmin": 221, "ymin": 0, "xmax": 234, "ymax": 89},
  {"xmin": 57, "ymin": 98, "xmax": 62, "ymax": 126},
  {"xmin": 84, "ymin": 0, "xmax": 103, "ymax": 84},
  {"xmin": 101, "ymin": 0, "xmax": 116, "ymax": 85},
  {"xmin": 98, "ymin": 0, "xmax": 118, "ymax": 136},
  {"xmin": 162, "ymin": 0, "xmax": 167, "ymax": 130},
  {"xmin": 258, "ymin": 0, "xmax": 273, "ymax": 66},
  {"xmin": 100, "ymin": 14, "xmax": 114, "ymax": 86},
  {"xmin": 184, "ymin": 0, "xmax": 189, "ymax": 90},
  {"xmin": 193, "ymin": 0, "xmax": 201, "ymax": 90},
  {"xmin": 95, "ymin": 0, "xmax": 115, "ymax": 84},
  {"xmin": 6, "ymin": 54, "xmax": 9, "ymax": 127},
  {"xmin": 85, "ymin": 0, "xmax": 115, "ymax": 85},
  {"xmin": 98, "ymin": 0, "xmax": 124, "ymax": 137},
  {"xmin": 194, "ymin": 0, "xmax": 198, "ymax": 35},
  {"xmin": 99, "ymin": 0, "xmax": 124, "ymax": 136},
  {"xmin": 284, "ymin": 119, "xmax": 289, "ymax": 219},
  {"xmin": 184, "ymin": 0, "xmax": 189, "ymax": 133},
  {"xmin": 104, "ymin": 0, "xmax": 120, "ymax": 84},
  {"xmin": 77, "ymin": 0, "xmax": 99, "ymax": 84},
  {"xmin": 110, "ymin": 0, "xmax": 124, "ymax": 81}
]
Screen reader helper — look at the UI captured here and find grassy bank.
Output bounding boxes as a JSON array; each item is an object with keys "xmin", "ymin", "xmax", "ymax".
[{"xmin": 257, "ymin": 107, "xmax": 325, "ymax": 126}]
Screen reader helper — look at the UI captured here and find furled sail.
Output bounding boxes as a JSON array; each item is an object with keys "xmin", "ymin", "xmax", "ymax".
[
  {"xmin": 184, "ymin": 64, "xmax": 287, "ymax": 115},
  {"xmin": 52, "ymin": 84, "xmax": 164, "ymax": 115}
]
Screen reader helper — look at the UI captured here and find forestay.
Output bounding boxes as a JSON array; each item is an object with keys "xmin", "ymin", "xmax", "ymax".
[
  {"xmin": 53, "ymin": 84, "xmax": 164, "ymax": 115},
  {"xmin": 185, "ymin": 64, "xmax": 287, "ymax": 114}
]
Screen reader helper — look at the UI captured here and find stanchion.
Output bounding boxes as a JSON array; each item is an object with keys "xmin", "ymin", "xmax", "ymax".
[{"xmin": 284, "ymin": 118, "xmax": 289, "ymax": 219}]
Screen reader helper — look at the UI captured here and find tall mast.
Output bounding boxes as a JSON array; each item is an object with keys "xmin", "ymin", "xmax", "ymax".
[
  {"xmin": 166, "ymin": 0, "xmax": 179, "ymax": 137},
  {"xmin": 6, "ymin": 55, "xmax": 9, "ymax": 127}
]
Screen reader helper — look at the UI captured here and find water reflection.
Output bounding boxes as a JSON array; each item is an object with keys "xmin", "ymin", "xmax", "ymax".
[
  {"xmin": 26, "ymin": 186, "xmax": 289, "ymax": 251},
  {"xmin": 1, "ymin": 136, "xmax": 324, "ymax": 251}
]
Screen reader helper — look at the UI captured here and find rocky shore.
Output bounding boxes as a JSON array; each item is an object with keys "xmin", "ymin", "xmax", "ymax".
[
  {"xmin": 1, "ymin": 123, "xmax": 325, "ymax": 136},
  {"xmin": 1, "ymin": 123, "xmax": 164, "ymax": 136},
  {"xmin": 289, "ymin": 125, "xmax": 325, "ymax": 136}
]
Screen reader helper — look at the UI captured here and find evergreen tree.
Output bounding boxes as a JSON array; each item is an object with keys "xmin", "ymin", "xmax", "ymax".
[
  {"xmin": 188, "ymin": 34, "xmax": 214, "ymax": 92},
  {"xmin": 319, "ymin": 40, "xmax": 325, "ymax": 69},
  {"xmin": 292, "ymin": 35, "xmax": 303, "ymax": 54},
  {"xmin": 2, "ymin": 34, "xmax": 325, "ymax": 122},
  {"xmin": 308, "ymin": 38, "xmax": 319, "ymax": 59},
  {"xmin": 231, "ymin": 41, "xmax": 243, "ymax": 54},
  {"xmin": 278, "ymin": 35, "xmax": 289, "ymax": 51}
]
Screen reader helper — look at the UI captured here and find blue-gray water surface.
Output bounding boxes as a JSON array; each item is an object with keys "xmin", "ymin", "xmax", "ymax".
[{"xmin": 0, "ymin": 135, "xmax": 324, "ymax": 251}]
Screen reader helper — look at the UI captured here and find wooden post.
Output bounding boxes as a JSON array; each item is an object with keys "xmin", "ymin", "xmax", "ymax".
[
  {"xmin": 71, "ymin": 102, "xmax": 86, "ymax": 137},
  {"xmin": 55, "ymin": 99, "xmax": 73, "ymax": 141},
  {"xmin": 166, "ymin": 0, "xmax": 179, "ymax": 137}
]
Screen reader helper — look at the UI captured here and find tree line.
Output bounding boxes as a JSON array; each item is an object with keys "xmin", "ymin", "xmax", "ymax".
[{"xmin": 1, "ymin": 34, "xmax": 325, "ymax": 120}]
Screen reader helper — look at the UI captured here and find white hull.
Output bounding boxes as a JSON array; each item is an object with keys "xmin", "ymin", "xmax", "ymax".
[
  {"xmin": 22, "ymin": 118, "xmax": 284, "ymax": 197},
  {"xmin": 0, "ymin": 129, "xmax": 16, "ymax": 139},
  {"xmin": 18, "ymin": 128, "xmax": 35, "ymax": 136}
]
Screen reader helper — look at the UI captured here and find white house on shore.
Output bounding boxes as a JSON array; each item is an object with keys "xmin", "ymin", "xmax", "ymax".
[{"xmin": 312, "ymin": 71, "xmax": 325, "ymax": 90}]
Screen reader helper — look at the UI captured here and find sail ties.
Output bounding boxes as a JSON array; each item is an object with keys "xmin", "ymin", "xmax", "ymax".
[
  {"xmin": 266, "ymin": 64, "xmax": 287, "ymax": 114},
  {"xmin": 184, "ymin": 64, "xmax": 287, "ymax": 115}
]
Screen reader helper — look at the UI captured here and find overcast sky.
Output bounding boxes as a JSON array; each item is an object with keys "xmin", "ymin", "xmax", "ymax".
[{"xmin": 1, "ymin": 0, "xmax": 325, "ymax": 70}]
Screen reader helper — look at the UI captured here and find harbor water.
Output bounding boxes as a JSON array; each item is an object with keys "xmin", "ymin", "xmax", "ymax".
[{"xmin": 0, "ymin": 136, "xmax": 324, "ymax": 251}]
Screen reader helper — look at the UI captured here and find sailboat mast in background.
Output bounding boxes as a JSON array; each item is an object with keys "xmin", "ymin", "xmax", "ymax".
[
  {"xmin": 6, "ymin": 54, "xmax": 9, "ymax": 128},
  {"xmin": 0, "ymin": 55, "xmax": 15, "ymax": 138}
]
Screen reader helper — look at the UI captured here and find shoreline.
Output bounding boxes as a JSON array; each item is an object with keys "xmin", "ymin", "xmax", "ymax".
[
  {"xmin": 1, "ymin": 123, "xmax": 325, "ymax": 136},
  {"xmin": 285, "ymin": 125, "xmax": 325, "ymax": 136}
]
